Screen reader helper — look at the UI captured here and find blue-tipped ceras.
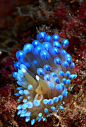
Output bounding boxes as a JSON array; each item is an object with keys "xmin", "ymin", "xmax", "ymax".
[{"xmin": 13, "ymin": 32, "xmax": 77, "ymax": 125}]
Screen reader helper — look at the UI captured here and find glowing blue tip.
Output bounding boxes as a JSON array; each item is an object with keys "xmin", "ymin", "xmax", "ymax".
[
  {"xmin": 31, "ymin": 119, "xmax": 35, "ymax": 125},
  {"xmin": 25, "ymin": 112, "xmax": 31, "ymax": 117},
  {"xmin": 52, "ymin": 34, "xmax": 59, "ymax": 41},
  {"xmin": 60, "ymin": 83, "xmax": 65, "ymax": 89},
  {"xmin": 40, "ymin": 50, "xmax": 49, "ymax": 59},
  {"xmin": 20, "ymin": 113, "xmax": 25, "ymax": 117},
  {"xmin": 14, "ymin": 62, "xmax": 20, "ymax": 69},
  {"xmin": 33, "ymin": 60, "xmax": 38, "ymax": 65},
  {"xmin": 62, "ymin": 78, "xmax": 66, "ymax": 84},
  {"xmin": 59, "ymin": 71, "xmax": 65, "ymax": 76},
  {"xmin": 56, "ymin": 84, "xmax": 63, "ymax": 91},
  {"xmin": 12, "ymin": 72, "xmax": 17, "ymax": 78},
  {"xmin": 17, "ymin": 75, "xmax": 23, "ymax": 82},
  {"xmin": 63, "ymin": 61, "xmax": 69, "ymax": 67},
  {"xmin": 62, "ymin": 89, "xmax": 68, "ymax": 97},
  {"xmin": 17, "ymin": 74, "xmax": 23, "ymax": 82},
  {"xmin": 17, "ymin": 104, "xmax": 22, "ymax": 109},
  {"xmin": 37, "ymin": 32, "xmax": 46, "ymax": 42},
  {"xmin": 66, "ymin": 71, "xmax": 70, "ymax": 77},
  {"xmin": 17, "ymin": 81, "xmax": 22, "ymax": 86},
  {"xmin": 62, "ymin": 39, "xmax": 69, "ymax": 48},
  {"xmin": 70, "ymin": 62, "xmax": 75, "ymax": 68},
  {"xmin": 32, "ymin": 40, "xmax": 40, "ymax": 47},
  {"xmin": 54, "ymin": 77, "xmax": 60, "ymax": 83},
  {"xmin": 34, "ymin": 46, "xmax": 41, "ymax": 54},
  {"xmin": 53, "ymin": 97, "xmax": 58, "ymax": 103},
  {"xmin": 63, "ymin": 101, "xmax": 65, "ymax": 104},
  {"xmin": 53, "ymin": 47, "xmax": 60, "ymax": 54},
  {"xmin": 59, "ymin": 105, "xmax": 64, "ymax": 110},
  {"xmin": 38, "ymin": 113, "xmax": 42, "ymax": 117},
  {"xmin": 22, "ymin": 103, "xmax": 27, "ymax": 109},
  {"xmin": 17, "ymin": 110, "xmax": 21, "ymax": 115},
  {"xmin": 42, "ymin": 42, "xmax": 51, "ymax": 51},
  {"xmin": 48, "ymin": 99, "xmax": 53, "ymax": 105},
  {"xmin": 17, "ymin": 96, "xmax": 23, "ymax": 101},
  {"xmin": 53, "ymin": 41, "xmax": 61, "ymax": 48},
  {"xmin": 27, "ymin": 96, "xmax": 31, "ymax": 100},
  {"xmin": 24, "ymin": 90, "xmax": 29, "ymax": 95},
  {"xmin": 44, "ymin": 34, "xmax": 52, "ymax": 42},
  {"xmin": 19, "ymin": 90, "xmax": 24, "ymax": 95},
  {"xmin": 61, "ymin": 49, "xmax": 67, "ymax": 56},
  {"xmin": 21, "ymin": 109, "xmax": 27, "ymax": 114},
  {"xmin": 51, "ymin": 106, "xmax": 55, "ymax": 111},
  {"xmin": 66, "ymin": 79, "xmax": 71, "ymax": 84},
  {"xmin": 25, "ymin": 117, "xmax": 30, "ymax": 122},
  {"xmin": 66, "ymin": 57, "xmax": 72, "ymax": 63},
  {"xmin": 20, "ymin": 60, "xmax": 30, "ymax": 68},
  {"xmin": 20, "ymin": 64, "xmax": 27, "ymax": 72},
  {"xmin": 33, "ymin": 100, "xmax": 40, "ymax": 107},
  {"xmin": 66, "ymin": 54, "xmax": 71, "ymax": 58},
  {"xmin": 58, "ymin": 95, "xmax": 63, "ymax": 100},
  {"xmin": 17, "ymin": 87, "xmax": 22, "ymax": 90},
  {"xmin": 48, "ymin": 82, "xmax": 55, "ymax": 89},
  {"xmin": 23, "ymin": 99, "xmax": 27, "ymax": 103},
  {"xmin": 50, "ymin": 72, "xmax": 57, "ymax": 77},
  {"xmin": 23, "ymin": 43, "xmax": 33, "ymax": 53},
  {"xmin": 38, "ymin": 118, "xmax": 41, "ymax": 122},
  {"xmin": 54, "ymin": 57, "xmax": 61, "ymax": 65},
  {"xmin": 37, "ymin": 68, "xmax": 45, "ymax": 75},
  {"xmin": 56, "ymin": 110, "xmax": 59, "ymax": 113},
  {"xmin": 43, "ymin": 117, "xmax": 46, "ymax": 121},
  {"xmin": 44, "ymin": 74, "xmax": 50, "ymax": 81},
  {"xmin": 16, "ymin": 50, "xmax": 25, "ymax": 59},
  {"xmin": 14, "ymin": 93, "xmax": 20, "ymax": 96},
  {"xmin": 27, "ymin": 101, "xmax": 33, "ymax": 108},
  {"xmin": 69, "ymin": 74, "xmax": 77, "ymax": 79},
  {"xmin": 18, "ymin": 69, "xmax": 24, "ymax": 77},
  {"xmin": 28, "ymin": 85, "xmax": 33, "ymax": 90},
  {"xmin": 44, "ymin": 64, "xmax": 51, "ymax": 71},
  {"xmin": 43, "ymin": 99, "xmax": 48, "ymax": 105},
  {"xmin": 44, "ymin": 108, "xmax": 48, "ymax": 113},
  {"xmin": 47, "ymin": 112, "xmax": 51, "ymax": 117}
]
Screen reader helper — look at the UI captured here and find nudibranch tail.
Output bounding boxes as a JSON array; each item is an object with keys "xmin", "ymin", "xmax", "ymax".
[{"xmin": 13, "ymin": 32, "xmax": 77, "ymax": 125}]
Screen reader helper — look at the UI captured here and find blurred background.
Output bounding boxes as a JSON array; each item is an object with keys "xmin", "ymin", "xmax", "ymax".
[{"xmin": 0, "ymin": 0, "xmax": 86, "ymax": 127}]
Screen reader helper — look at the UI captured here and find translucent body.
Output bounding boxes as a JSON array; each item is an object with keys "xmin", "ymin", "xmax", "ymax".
[{"xmin": 13, "ymin": 32, "xmax": 77, "ymax": 125}]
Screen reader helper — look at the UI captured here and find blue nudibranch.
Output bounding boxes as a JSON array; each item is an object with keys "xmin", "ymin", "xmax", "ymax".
[{"xmin": 13, "ymin": 32, "xmax": 77, "ymax": 125}]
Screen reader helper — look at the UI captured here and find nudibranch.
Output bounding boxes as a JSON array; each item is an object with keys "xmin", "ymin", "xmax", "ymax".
[{"xmin": 13, "ymin": 32, "xmax": 77, "ymax": 125}]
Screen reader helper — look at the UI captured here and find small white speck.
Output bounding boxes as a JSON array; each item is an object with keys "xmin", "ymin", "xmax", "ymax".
[
  {"xmin": 36, "ymin": 75, "xmax": 39, "ymax": 81},
  {"xmin": 0, "ymin": 51, "xmax": 2, "ymax": 55},
  {"xmin": 21, "ymin": 68, "xmax": 26, "ymax": 73}
]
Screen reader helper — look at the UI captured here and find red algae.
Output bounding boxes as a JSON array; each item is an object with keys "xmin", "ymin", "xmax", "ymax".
[{"xmin": 0, "ymin": 0, "xmax": 86, "ymax": 127}]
